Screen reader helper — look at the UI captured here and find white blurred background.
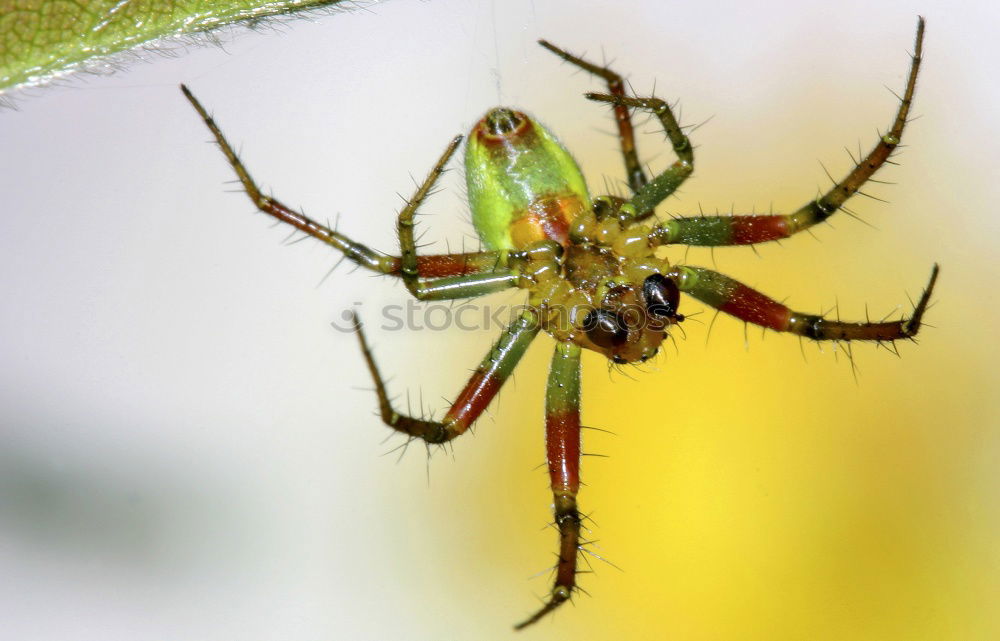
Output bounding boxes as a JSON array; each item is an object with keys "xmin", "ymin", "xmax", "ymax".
[{"xmin": 1, "ymin": 0, "xmax": 997, "ymax": 639}]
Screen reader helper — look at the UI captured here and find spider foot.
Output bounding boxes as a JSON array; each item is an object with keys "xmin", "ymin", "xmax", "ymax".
[
  {"xmin": 901, "ymin": 263, "xmax": 939, "ymax": 338},
  {"xmin": 514, "ymin": 496, "xmax": 582, "ymax": 630},
  {"xmin": 514, "ymin": 586, "xmax": 573, "ymax": 631}
]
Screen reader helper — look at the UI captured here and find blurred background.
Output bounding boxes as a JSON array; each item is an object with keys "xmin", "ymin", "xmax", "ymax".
[{"xmin": 1, "ymin": 0, "xmax": 997, "ymax": 639}]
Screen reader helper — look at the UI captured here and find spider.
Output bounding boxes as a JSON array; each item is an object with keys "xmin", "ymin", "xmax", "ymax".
[{"xmin": 181, "ymin": 18, "xmax": 936, "ymax": 630}]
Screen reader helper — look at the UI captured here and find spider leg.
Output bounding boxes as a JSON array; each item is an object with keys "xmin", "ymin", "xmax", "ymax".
[
  {"xmin": 537, "ymin": 40, "xmax": 648, "ymax": 193},
  {"xmin": 648, "ymin": 18, "xmax": 925, "ymax": 248},
  {"xmin": 353, "ymin": 310, "xmax": 539, "ymax": 444},
  {"xmin": 515, "ymin": 342, "xmax": 583, "ymax": 630},
  {"xmin": 673, "ymin": 263, "xmax": 938, "ymax": 341},
  {"xmin": 396, "ymin": 136, "xmax": 517, "ymax": 300},
  {"xmin": 180, "ymin": 85, "xmax": 507, "ymax": 284},
  {"xmin": 586, "ymin": 92, "xmax": 694, "ymax": 219}
]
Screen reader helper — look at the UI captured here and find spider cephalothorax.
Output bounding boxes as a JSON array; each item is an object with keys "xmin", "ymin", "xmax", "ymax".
[
  {"xmin": 182, "ymin": 18, "xmax": 935, "ymax": 629},
  {"xmin": 516, "ymin": 219, "xmax": 684, "ymax": 365}
]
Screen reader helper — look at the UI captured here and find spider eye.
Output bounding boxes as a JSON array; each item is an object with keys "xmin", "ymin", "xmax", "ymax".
[
  {"xmin": 643, "ymin": 274, "xmax": 681, "ymax": 320},
  {"xmin": 583, "ymin": 309, "xmax": 629, "ymax": 349}
]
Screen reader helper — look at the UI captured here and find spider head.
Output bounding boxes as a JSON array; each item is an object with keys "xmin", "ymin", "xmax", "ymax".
[{"xmin": 577, "ymin": 271, "xmax": 684, "ymax": 365}]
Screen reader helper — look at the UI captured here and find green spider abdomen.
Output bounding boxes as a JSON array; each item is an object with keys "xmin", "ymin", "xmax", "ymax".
[{"xmin": 465, "ymin": 108, "xmax": 591, "ymax": 250}]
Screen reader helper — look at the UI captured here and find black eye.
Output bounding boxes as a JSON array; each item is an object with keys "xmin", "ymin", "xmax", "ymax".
[
  {"xmin": 643, "ymin": 274, "xmax": 680, "ymax": 320},
  {"xmin": 583, "ymin": 309, "xmax": 629, "ymax": 349}
]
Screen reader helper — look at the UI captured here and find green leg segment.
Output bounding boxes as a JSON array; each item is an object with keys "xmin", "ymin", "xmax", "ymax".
[
  {"xmin": 649, "ymin": 18, "xmax": 924, "ymax": 247},
  {"xmin": 586, "ymin": 92, "xmax": 694, "ymax": 218}
]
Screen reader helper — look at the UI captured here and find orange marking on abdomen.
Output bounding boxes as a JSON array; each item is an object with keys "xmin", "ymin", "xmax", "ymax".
[
  {"xmin": 472, "ymin": 111, "xmax": 534, "ymax": 148},
  {"xmin": 510, "ymin": 195, "xmax": 586, "ymax": 248}
]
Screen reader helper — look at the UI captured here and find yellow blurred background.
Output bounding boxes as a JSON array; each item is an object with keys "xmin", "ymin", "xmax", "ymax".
[{"xmin": 0, "ymin": 0, "xmax": 996, "ymax": 639}]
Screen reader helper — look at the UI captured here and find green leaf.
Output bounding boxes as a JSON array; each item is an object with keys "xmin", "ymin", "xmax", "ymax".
[{"xmin": 0, "ymin": 0, "xmax": 360, "ymax": 93}]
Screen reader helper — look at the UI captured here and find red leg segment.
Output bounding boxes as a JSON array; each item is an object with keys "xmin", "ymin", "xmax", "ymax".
[
  {"xmin": 354, "ymin": 311, "xmax": 540, "ymax": 444},
  {"xmin": 538, "ymin": 40, "xmax": 648, "ymax": 193}
]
